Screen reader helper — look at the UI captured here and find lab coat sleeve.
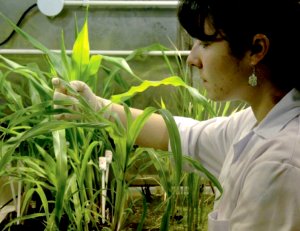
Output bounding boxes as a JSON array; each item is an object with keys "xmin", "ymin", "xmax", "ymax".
[
  {"xmin": 173, "ymin": 116, "xmax": 229, "ymax": 177},
  {"xmin": 231, "ymin": 161, "xmax": 300, "ymax": 231},
  {"xmin": 172, "ymin": 108, "xmax": 253, "ymax": 177}
]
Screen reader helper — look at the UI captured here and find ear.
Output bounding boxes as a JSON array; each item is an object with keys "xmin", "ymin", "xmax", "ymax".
[{"xmin": 249, "ymin": 34, "xmax": 270, "ymax": 65}]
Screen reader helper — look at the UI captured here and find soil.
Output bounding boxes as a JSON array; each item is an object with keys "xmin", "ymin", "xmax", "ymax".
[
  {"xmin": 0, "ymin": 187, "xmax": 214, "ymax": 231},
  {"xmin": 122, "ymin": 187, "xmax": 214, "ymax": 231}
]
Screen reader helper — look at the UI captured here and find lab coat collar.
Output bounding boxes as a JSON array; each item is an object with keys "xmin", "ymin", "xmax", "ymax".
[{"xmin": 253, "ymin": 89, "xmax": 300, "ymax": 139}]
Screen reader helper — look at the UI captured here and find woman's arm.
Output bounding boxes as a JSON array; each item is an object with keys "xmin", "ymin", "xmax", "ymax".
[
  {"xmin": 52, "ymin": 77, "xmax": 170, "ymax": 151},
  {"xmin": 111, "ymin": 103, "xmax": 169, "ymax": 150}
]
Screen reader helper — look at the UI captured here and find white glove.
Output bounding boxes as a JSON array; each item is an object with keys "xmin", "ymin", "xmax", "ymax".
[{"xmin": 52, "ymin": 77, "xmax": 111, "ymax": 120}]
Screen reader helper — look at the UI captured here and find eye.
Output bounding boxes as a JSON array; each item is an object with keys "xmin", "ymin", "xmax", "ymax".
[{"xmin": 192, "ymin": 39, "xmax": 211, "ymax": 49}]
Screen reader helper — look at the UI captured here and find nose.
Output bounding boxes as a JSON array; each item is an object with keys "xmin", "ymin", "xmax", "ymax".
[{"xmin": 187, "ymin": 43, "xmax": 202, "ymax": 68}]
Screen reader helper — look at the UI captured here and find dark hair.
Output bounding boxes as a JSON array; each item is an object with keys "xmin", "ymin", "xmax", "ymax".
[{"xmin": 177, "ymin": 0, "xmax": 300, "ymax": 91}]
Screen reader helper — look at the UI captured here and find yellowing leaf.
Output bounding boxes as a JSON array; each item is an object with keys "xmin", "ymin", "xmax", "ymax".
[
  {"xmin": 71, "ymin": 17, "xmax": 90, "ymax": 80},
  {"xmin": 84, "ymin": 55, "xmax": 102, "ymax": 79}
]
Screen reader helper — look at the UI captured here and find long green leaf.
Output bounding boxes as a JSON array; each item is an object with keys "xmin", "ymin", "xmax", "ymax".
[
  {"xmin": 0, "ymin": 13, "xmax": 64, "ymax": 77},
  {"xmin": 84, "ymin": 54, "xmax": 102, "ymax": 80},
  {"xmin": 158, "ymin": 108, "xmax": 182, "ymax": 186},
  {"xmin": 7, "ymin": 121, "xmax": 108, "ymax": 145},
  {"xmin": 110, "ymin": 76, "xmax": 187, "ymax": 102},
  {"xmin": 111, "ymin": 76, "xmax": 215, "ymax": 116},
  {"xmin": 60, "ymin": 30, "xmax": 72, "ymax": 81},
  {"xmin": 183, "ymin": 155, "xmax": 223, "ymax": 195},
  {"xmin": 0, "ymin": 55, "xmax": 53, "ymax": 94},
  {"xmin": 52, "ymin": 130, "xmax": 68, "ymax": 225},
  {"xmin": 102, "ymin": 55, "xmax": 142, "ymax": 82},
  {"xmin": 78, "ymin": 141, "xmax": 101, "ymax": 186},
  {"xmin": 128, "ymin": 107, "xmax": 157, "ymax": 150},
  {"xmin": 140, "ymin": 148, "xmax": 171, "ymax": 194},
  {"xmin": 3, "ymin": 213, "xmax": 46, "ymax": 230}
]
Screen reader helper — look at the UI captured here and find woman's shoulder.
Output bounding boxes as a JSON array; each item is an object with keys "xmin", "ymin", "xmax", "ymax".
[{"xmin": 174, "ymin": 106, "xmax": 254, "ymax": 126}]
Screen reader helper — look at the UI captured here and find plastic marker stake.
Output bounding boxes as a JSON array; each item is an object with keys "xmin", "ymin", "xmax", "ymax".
[
  {"xmin": 99, "ymin": 156, "xmax": 107, "ymax": 171},
  {"xmin": 105, "ymin": 150, "xmax": 113, "ymax": 184},
  {"xmin": 99, "ymin": 157, "xmax": 107, "ymax": 224},
  {"xmin": 105, "ymin": 150, "xmax": 113, "ymax": 163}
]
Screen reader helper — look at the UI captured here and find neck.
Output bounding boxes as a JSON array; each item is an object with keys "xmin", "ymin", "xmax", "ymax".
[{"xmin": 248, "ymin": 86, "xmax": 286, "ymax": 124}]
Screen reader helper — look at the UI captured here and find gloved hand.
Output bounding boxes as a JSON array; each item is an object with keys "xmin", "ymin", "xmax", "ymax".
[{"xmin": 52, "ymin": 77, "xmax": 111, "ymax": 120}]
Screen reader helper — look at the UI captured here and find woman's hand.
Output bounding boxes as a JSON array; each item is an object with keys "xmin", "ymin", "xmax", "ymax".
[{"xmin": 52, "ymin": 77, "xmax": 111, "ymax": 119}]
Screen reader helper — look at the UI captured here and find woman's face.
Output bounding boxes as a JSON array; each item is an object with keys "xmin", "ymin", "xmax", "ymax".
[{"xmin": 187, "ymin": 21, "xmax": 252, "ymax": 102}]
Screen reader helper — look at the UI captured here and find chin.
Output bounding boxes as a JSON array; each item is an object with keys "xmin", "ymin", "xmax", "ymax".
[
  {"xmin": 205, "ymin": 93, "xmax": 221, "ymax": 101},
  {"xmin": 206, "ymin": 94, "xmax": 229, "ymax": 102}
]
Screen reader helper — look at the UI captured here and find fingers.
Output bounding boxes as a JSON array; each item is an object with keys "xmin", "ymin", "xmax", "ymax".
[
  {"xmin": 52, "ymin": 77, "xmax": 67, "ymax": 94},
  {"xmin": 52, "ymin": 77, "xmax": 60, "ymax": 88},
  {"xmin": 53, "ymin": 91, "xmax": 79, "ymax": 106},
  {"xmin": 70, "ymin": 81, "xmax": 95, "ymax": 100},
  {"xmin": 52, "ymin": 78, "xmax": 81, "ymax": 120},
  {"xmin": 68, "ymin": 81, "xmax": 100, "ymax": 111},
  {"xmin": 52, "ymin": 77, "xmax": 94, "ymax": 97},
  {"xmin": 52, "ymin": 78, "xmax": 103, "ymax": 119},
  {"xmin": 53, "ymin": 110, "xmax": 81, "ymax": 120},
  {"xmin": 69, "ymin": 80, "xmax": 86, "ymax": 93}
]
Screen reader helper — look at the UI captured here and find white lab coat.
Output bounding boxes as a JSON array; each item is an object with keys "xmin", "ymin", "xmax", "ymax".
[{"xmin": 173, "ymin": 89, "xmax": 300, "ymax": 231}]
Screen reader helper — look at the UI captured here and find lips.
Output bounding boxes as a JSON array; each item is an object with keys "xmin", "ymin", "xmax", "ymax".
[{"xmin": 199, "ymin": 73, "xmax": 207, "ymax": 82}]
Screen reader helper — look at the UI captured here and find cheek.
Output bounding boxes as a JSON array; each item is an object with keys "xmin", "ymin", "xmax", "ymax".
[
  {"xmin": 203, "ymin": 51, "xmax": 245, "ymax": 98},
  {"xmin": 214, "ymin": 81, "xmax": 232, "ymax": 94},
  {"xmin": 205, "ymin": 75, "xmax": 238, "ymax": 100},
  {"xmin": 212, "ymin": 58, "xmax": 245, "ymax": 87}
]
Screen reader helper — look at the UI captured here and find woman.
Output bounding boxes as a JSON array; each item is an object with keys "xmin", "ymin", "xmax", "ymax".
[{"xmin": 53, "ymin": 0, "xmax": 300, "ymax": 230}]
